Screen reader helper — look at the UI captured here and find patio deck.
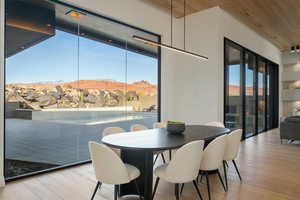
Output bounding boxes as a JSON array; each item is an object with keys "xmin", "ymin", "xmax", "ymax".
[{"xmin": 5, "ymin": 116, "xmax": 157, "ymax": 166}]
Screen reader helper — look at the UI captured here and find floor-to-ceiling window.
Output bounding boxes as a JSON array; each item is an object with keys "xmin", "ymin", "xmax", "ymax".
[
  {"xmin": 224, "ymin": 38, "xmax": 279, "ymax": 139},
  {"xmin": 244, "ymin": 52, "xmax": 256, "ymax": 137},
  {"xmin": 4, "ymin": 0, "xmax": 160, "ymax": 179},
  {"xmin": 257, "ymin": 59, "xmax": 267, "ymax": 133},
  {"xmin": 224, "ymin": 42, "xmax": 243, "ymax": 129},
  {"xmin": 267, "ymin": 62, "xmax": 279, "ymax": 129}
]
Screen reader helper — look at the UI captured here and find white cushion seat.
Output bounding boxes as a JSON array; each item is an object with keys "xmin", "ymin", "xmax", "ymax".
[
  {"xmin": 125, "ymin": 164, "xmax": 140, "ymax": 181},
  {"xmin": 102, "ymin": 127, "xmax": 126, "ymax": 156},
  {"xmin": 222, "ymin": 129, "xmax": 243, "ymax": 190},
  {"xmin": 198, "ymin": 135, "xmax": 227, "ymax": 200},
  {"xmin": 88, "ymin": 142, "xmax": 142, "ymax": 200},
  {"xmin": 153, "ymin": 141, "xmax": 205, "ymax": 200}
]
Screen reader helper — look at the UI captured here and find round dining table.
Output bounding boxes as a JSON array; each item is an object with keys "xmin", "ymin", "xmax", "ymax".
[{"xmin": 102, "ymin": 125, "xmax": 231, "ymax": 200}]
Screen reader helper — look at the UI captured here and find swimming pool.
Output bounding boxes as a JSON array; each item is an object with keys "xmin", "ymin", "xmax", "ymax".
[{"xmin": 31, "ymin": 110, "xmax": 158, "ymax": 125}]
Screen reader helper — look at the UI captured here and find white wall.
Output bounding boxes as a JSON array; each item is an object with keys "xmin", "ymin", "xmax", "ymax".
[
  {"xmin": 170, "ymin": 8, "xmax": 221, "ymax": 124},
  {"xmin": 0, "ymin": 0, "xmax": 5, "ymax": 187},
  {"xmin": 170, "ymin": 7, "xmax": 282, "ymax": 124}
]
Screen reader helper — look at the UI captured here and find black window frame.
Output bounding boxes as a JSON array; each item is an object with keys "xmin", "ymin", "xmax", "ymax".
[
  {"xmin": 3, "ymin": 0, "xmax": 162, "ymax": 181},
  {"xmin": 224, "ymin": 38, "xmax": 279, "ymax": 140}
]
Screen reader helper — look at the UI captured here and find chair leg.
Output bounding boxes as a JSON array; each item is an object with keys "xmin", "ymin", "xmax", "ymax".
[
  {"xmin": 152, "ymin": 177, "xmax": 160, "ymax": 199},
  {"xmin": 91, "ymin": 182, "xmax": 101, "ymax": 200},
  {"xmin": 232, "ymin": 160, "xmax": 242, "ymax": 182},
  {"xmin": 224, "ymin": 160, "xmax": 229, "ymax": 168},
  {"xmin": 161, "ymin": 153, "xmax": 166, "ymax": 163},
  {"xmin": 205, "ymin": 172, "xmax": 211, "ymax": 200},
  {"xmin": 169, "ymin": 150, "xmax": 172, "ymax": 160},
  {"xmin": 199, "ymin": 174, "xmax": 203, "ymax": 184},
  {"xmin": 175, "ymin": 184, "xmax": 179, "ymax": 200},
  {"xmin": 114, "ymin": 185, "xmax": 119, "ymax": 200},
  {"xmin": 134, "ymin": 179, "xmax": 143, "ymax": 200},
  {"xmin": 180, "ymin": 183, "xmax": 184, "ymax": 195},
  {"xmin": 223, "ymin": 161, "xmax": 228, "ymax": 190},
  {"xmin": 193, "ymin": 180, "xmax": 203, "ymax": 200},
  {"xmin": 153, "ymin": 154, "xmax": 159, "ymax": 165},
  {"xmin": 217, "ymin": 170, "xmax": 227, "ymax": 192}
]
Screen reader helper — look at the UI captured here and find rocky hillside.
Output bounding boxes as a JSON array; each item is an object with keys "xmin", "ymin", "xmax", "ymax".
[{"xmin": 6, "ymin": 80, "xmax": 158, "ymax": 111}]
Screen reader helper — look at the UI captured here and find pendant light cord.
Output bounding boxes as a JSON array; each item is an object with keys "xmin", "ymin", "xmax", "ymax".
[
  {"xmin": 171, "ymin": 0, "xmax": 173, "ymax": 47},
  {"xmin": 184, "ymin": 0, "xmax": 186, "ymax": 50}
]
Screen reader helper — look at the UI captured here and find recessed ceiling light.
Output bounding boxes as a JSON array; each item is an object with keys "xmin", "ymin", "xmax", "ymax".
[{"xmin": 66, "ymin": 10, "xmax": 86, "ymax": 19}]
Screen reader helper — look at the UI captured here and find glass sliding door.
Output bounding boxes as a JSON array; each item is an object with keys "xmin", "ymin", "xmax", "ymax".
[
  {"xmin": 267, "ymin": 62, "xmax": 279, "ymax": 129},
  {"xmin": 257, "ymin": 59, "xmax": 267, "ymax": 133},
  {"xmin": 244, "ymin": 52, "xmax": 256, "ymax": 137},
  {"xmin": 4, "ymin": 0, "xmax": 160, "ymax": 179},
  {"xmin": 224, "ymin": 41, "xmax": 243, "ymax": 129},
  {"xmin": 224, "ymin": 38, "xmax": 279, "ymax": 139}
]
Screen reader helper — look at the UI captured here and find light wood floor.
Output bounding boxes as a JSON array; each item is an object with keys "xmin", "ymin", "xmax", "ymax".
[{"xmin": 1, "ymin": 129, "xmax": 300, "ymax": 200}]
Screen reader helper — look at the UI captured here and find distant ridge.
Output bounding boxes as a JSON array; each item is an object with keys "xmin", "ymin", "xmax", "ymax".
[{"xmin": 7, "ymin": 80, "xmax": 158, "ymax": 95}]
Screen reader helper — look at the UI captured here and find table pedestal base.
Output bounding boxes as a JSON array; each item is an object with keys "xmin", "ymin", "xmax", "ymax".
[{"xmin": 120, "ymin": 150, "xmax": 153, "ymax": 200}]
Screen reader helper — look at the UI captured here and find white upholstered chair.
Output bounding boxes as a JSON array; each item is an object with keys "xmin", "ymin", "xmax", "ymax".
[
  {"xmin": 102, "ymin": 127, "xmax": 126, "ymax": 156},
  {"xmin": 130, "ymin": 124, "xmax": 148, "ymax": 132},
  {"xmin": 103, "ymin": 127, "xmax": 126, "ymax": 137},
  {"xmin": 89, "ymin": 142, "xmax": 142, "ymax": 200},
  {"xmin": 153, "ymin": 122, "xmax": 173, "ymax": 162},
  {"xmin": 152, "ymin": 140, "xmax": 205, "ymax": 200},
  {"xmin": 131, "ymin": 124, "xmax": 167, "ymax": 164},
  {"xmin": 223, "ymin": 129, "xmax": 243, "ymax": 190},
  {"xmin": 153, "ymin": 122, "xmax": 166, "ymax": 129},
  {"xmin": 205, "ymin": 121, "xmax": 225, "ymax": 128},
  {"xmin": 199, "ymin": 135, "xmax": 227, "ymax": 200}
]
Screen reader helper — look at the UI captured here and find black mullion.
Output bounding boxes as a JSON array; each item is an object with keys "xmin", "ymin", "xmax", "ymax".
[
  {"xmin": 223, "ymin": 39, "xmax": 228, "ymax": 127},
  {"xmin": 241, "ymin": 50, "xmax": 246, "ymax": 140},
  {"xmin": 274, "ymin": 65, "xmax": 279, "ymax": 128},
  {"xmin": 254, "ymin": 56, "xmax": 259, "ymax": 136},
  {"xmin": 157, "ymin": 38, "xmax": 161, "ymax": 123},
  {"xmin": 264, "ymin": 60, "xmax": 268, "ymax": 132}
]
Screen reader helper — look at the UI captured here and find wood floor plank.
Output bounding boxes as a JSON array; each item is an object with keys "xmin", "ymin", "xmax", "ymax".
[{"xmin": 1, "ymin": 129, "xmax": 300, "ymax": 200}]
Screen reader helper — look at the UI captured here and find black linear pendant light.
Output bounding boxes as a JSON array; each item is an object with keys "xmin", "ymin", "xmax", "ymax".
[{"xmin": 133, "ymin": 0, "xmax": 208, "ymax": 61}]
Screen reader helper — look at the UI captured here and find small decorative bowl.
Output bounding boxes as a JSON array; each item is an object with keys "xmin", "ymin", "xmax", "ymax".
[{"xmin": 167, "ymin": 123, "xmax": 186, "ymax": 134}]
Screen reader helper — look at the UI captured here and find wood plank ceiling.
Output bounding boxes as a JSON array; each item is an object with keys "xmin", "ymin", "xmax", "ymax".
[{"xmin": 143, "ymin": 0, "xmax": 300, "ymax": 51}]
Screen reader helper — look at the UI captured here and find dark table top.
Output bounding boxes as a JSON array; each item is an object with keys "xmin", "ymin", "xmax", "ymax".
[{"xmin": 102, "ymin": 125, "xmax": 231, "ymax": 151}]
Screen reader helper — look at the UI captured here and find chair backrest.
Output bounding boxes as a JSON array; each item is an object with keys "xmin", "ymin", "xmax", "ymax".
[
  {"xmin": 205, "ymin": 121, "xmax": 225, "ymax": 128},
  {"xmin": 166, "ymin": 140, "xmax": 204, "ymax": 183},
  {"xmin": 130, "ymin": 124, "xmax": 148, "ymax": 132},
  {"xmin": 200, "ymin": 134, "xmax": 227, "ymax": 171},
  {"xmin": 223, "ymin": 129, "xmax": 242, "ymax": 161},
  {"xmin": 153, "ymin": 122, "xmax": 166, "ymax": 129},
  {"xmin": 88, "ymin": 142, "xmax": 130, "ymax": 184},
  {"xmin": 102, "ymin": 127, "xmax": 126, "ymax": 137}
]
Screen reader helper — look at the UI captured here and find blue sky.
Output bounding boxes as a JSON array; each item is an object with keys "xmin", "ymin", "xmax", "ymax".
[
  {"xmin": 229, "ymin": 65, "xmax": 264, "ymax": 88},
  {"xmin": 6, "ymin": 30, "xmax": 158, "ymax": 85}
]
